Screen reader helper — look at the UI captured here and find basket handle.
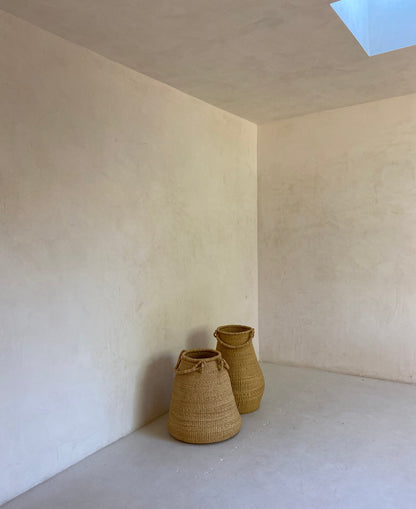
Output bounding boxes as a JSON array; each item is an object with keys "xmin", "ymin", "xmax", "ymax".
[
  {"xmin": 174, "ymin": 360, "xmax": 206, "ymax": 375},
  {"xmin": 174, "ymin": 351, "xmax": 229, "ymax": 375},
  {"xmin": 213, "ymin": 328, "xmax": 254, "ymax": 349},
  {"xmin": 174, "ymin": 350, "xmax": 186, "ymax": 370},
  {"xmin": 217, "ymin": 357, "xmax": 230, "ymax": 370}
]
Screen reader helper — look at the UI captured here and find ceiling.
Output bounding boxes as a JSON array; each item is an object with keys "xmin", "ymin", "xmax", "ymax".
[{"xmin": 1, "ymin": 0, "xmax": 416, "ymax": 123}]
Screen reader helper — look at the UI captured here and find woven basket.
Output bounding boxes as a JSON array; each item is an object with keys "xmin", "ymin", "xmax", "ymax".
[
  {"xmin": 214, "ymin": 325, "xmax": 265, "ymax": 414},
  {"xmin": 168, "ymin": 349, "xmax": 241, "ymax": 444}
]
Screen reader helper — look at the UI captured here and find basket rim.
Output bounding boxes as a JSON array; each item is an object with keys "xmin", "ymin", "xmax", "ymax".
[
  {"xmin": 181, "ymin": 349, "xmax": 221, "ymax": 363},
  {"xmin": 216, "ymin": 324, "xmax": 253, "ymax": 334}
]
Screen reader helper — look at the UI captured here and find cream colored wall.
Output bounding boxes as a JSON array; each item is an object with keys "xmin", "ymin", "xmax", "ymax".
[
  {"xmin": 259, "ymin": 93, "xmax": 416, "ymax": 383},
  {"xmin": 0, "ymin": 11, "xmax": 257, "ymax": 504}
]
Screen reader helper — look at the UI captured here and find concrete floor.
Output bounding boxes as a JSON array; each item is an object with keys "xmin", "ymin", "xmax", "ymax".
[{"xmin": 3, "ymin": 363, "xmax": 416, "ymax": 509}]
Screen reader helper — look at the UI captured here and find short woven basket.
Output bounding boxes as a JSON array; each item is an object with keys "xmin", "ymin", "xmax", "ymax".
[
  {"xmin": 168, "ymin": 349, "xmax": 241, "ymax": 444},
  {"xmin": 214, "ymin": 325, "xmax": 265, "ymax": 414}
]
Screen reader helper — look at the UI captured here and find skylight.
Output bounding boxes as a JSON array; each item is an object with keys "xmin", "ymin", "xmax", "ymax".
[{"xmin": 331, "ymin": 0, "xmax": 416, "ymax": 56}]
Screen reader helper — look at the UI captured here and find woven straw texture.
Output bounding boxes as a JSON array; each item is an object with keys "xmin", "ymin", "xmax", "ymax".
[
  {"xmin": 214, "ymin": 325, "xmax": 265, "ymax": 414},
  {"xmin": 168, "ymin": 349, "xmax": 241, "ymax": 444}
]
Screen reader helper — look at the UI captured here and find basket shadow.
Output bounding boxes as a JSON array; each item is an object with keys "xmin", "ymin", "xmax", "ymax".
[
  {"xmin": 186, "ymin": 326, "xmax": 212, "ymax": 351},
  {"xmin": 136, "ymin": 353, "xmax": 175, "ymax": 442}
]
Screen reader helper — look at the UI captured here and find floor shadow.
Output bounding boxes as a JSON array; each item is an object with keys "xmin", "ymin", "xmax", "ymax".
[{"xmin": 137, "ymin": 413, "xmax": 176, "ymax": 442}]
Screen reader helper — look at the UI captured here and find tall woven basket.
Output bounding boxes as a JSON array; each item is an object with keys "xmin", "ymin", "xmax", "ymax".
[
  {"xmin": 168, "ymin": 349, "xmax": 241, "ymax": 444},
  {"xmin": 214, "ymin": 325, "xmax": 265, "ymax": 414}
]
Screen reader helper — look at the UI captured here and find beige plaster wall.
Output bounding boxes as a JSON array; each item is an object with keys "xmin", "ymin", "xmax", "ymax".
[
  {"xmin": 0, "ymin": 11, "xmax": 257, "ymax": 503},
  {"xmin": 259, "ymin": 94, "xmax": 416, "ymax": 383}
]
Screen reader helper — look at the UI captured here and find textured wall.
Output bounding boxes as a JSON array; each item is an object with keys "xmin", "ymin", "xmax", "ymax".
[
  {"xmin": 259, "ymin": 93, "xmax": 416, "ymax": 383},
  {"xmin": 0, "ymin": 11, "xmax": 257, "ymax": 504}
]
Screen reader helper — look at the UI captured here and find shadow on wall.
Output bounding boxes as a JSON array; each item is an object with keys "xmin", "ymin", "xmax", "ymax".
[
  {"xmin": 136, "ymin": 353, "xmax": 174, "ymax": 430},
  {"xmin": 186, "ymin": 326, "xmax": 212, "ymax": 351},
  {"xmin": 134, "ymin": 326, "xmax": 213, "ymax": 433}
]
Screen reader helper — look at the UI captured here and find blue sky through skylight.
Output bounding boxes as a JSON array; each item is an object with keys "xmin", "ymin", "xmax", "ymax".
[{"xmin": 331, "ymin": 0, "xmax": 416, "ymax": 56}]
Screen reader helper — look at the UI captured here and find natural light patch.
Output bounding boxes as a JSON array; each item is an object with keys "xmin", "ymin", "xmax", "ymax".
[{"xmin": 331, "ymin": 0, "xmax": 416, "ymax": 56}]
